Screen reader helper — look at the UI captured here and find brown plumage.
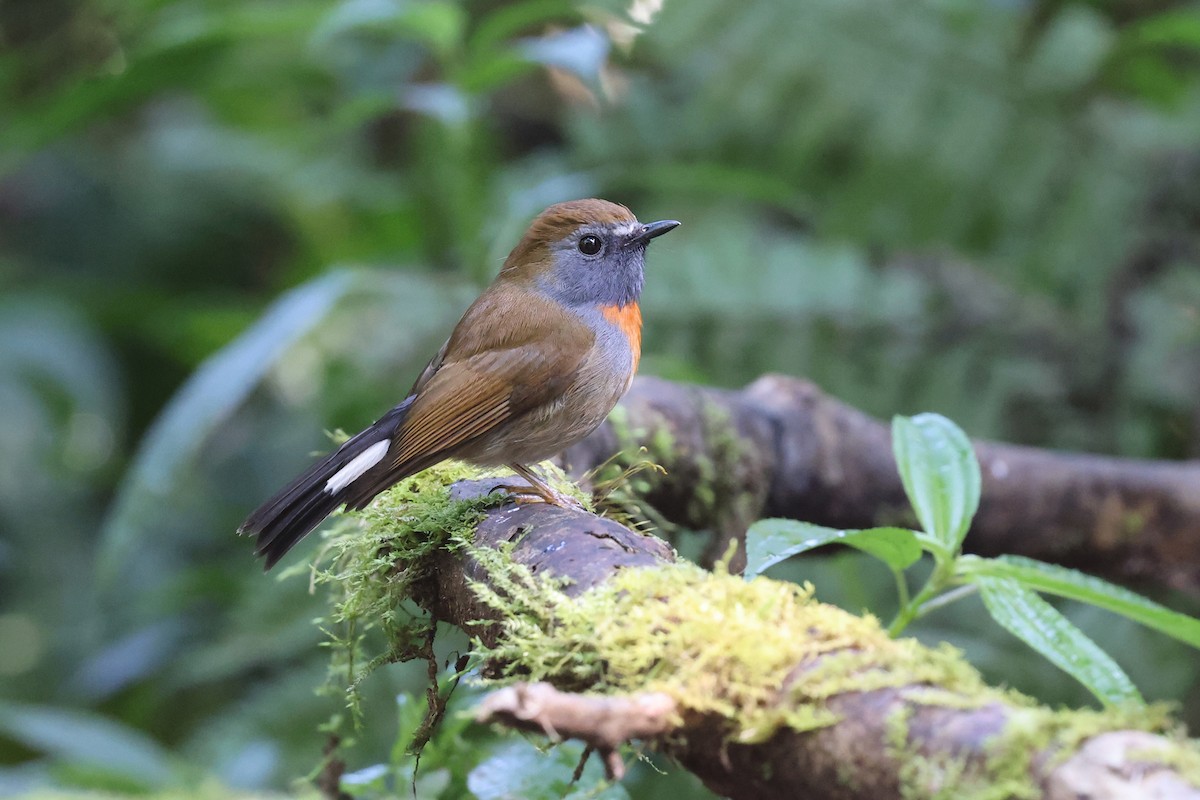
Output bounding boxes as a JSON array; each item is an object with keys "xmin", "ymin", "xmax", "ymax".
[{"xmin": 240, "ymin": 199, "xmax": 679, "ymax": 568}]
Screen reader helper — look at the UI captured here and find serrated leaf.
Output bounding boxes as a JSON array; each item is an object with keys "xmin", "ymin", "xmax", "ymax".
[
  {"xmin": 975, "ymin": 576, "xmax": 1142, "ymax": 707},
  {"xmin": 745, "ymin": 519, "xmax": 921, "ymax": 579},
  {"xmin": 962, "ymin": 555, "xmax": 1200, "ymax": 650},
  {"xmin": 892, "ymin": 413, "xmax": 981, "ymax": 553}
]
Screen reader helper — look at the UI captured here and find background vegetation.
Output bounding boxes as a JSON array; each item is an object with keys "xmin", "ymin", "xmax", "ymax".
[{"xmin": 2, "ymin": 0, "xmax": 1200, "ymax": 796}]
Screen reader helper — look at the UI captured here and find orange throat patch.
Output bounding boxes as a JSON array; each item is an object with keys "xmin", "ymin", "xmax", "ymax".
[{"xmin": 601, "ymin": 302, "xmax": 642, "ymax": 376}]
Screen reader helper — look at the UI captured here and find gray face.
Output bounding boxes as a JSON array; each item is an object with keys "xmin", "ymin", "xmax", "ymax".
[{"xmin": 541, "ymin": 221, "xmax": 651, "ymax": 309}]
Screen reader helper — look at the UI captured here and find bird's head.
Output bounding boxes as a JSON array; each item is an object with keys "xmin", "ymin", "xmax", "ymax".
[{"xmin": 500, "ymin": 199, "xmax": 679, "ymax": 308}]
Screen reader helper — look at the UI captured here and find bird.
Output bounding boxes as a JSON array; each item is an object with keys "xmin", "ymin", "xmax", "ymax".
[{"xmin": 239, "ymin": 198, "xmax": 679, "ymax": 569}]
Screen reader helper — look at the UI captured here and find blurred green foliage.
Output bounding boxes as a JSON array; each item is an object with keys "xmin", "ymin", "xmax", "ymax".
[
  {"xmin": 749, "ymin": 413, "xmax": 1200, "ymax": 708},
  {"xmin": 2, "ymin": 0, "xmax": 1200, "ymax": 796}
]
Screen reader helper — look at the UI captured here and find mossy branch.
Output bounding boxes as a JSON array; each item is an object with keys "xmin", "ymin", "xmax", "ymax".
[
  {"xmin": 323, "ymin": 464, "xmax": 1200, "ymax": 800},
  {"xmin": 563, "ymin": 375, "xmax": 1200, "ymax": 593}
]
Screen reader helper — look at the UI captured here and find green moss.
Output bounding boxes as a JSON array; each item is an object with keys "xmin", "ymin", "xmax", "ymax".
[
  {"xmin": 605, "ymin": 403, "xmax": 635, "ymax": 447},
  {"xmin": 590, "ymin": 405, "xmax": 677, "ymax": 536},
  {"xmin": 315, "ymin": 461, "xmax": 499, "ymax": 601},
  {"xmin": 649, "ymin": 418, "xmax": 676, "ymax": 461},
  {"xmin": 316, "ymin": 467, "xmax": 1200, "ymax": 795},
  {"xmin": 1040, "ymin": 703, "xmax": 1178, "ymax": 763},
  {"xmin": 976, "ymin": 704, "xmax": 1172, "ymax": 800},
  {"xmin": 882, "ymin": 691, "xmax": 1184, "ymax": 799},
  {"xmin": 1129, "ymin": 738, "xmax": 1200, "ymax": 786},
  {"xmin": 465, "ymin": 555, "xmax": 1200, "ymax": 795},
  {"xmin": 315, "ymin": 460, "xmax": 588, "ymax": 621},
  {"xmin": 886, "ymin": 704, "xmax": 1037, "ymax": 800},
  {"xmin": 685, "ymin": 403, "xmax": 721, "ymax": 521},
  {"xmin": 600, "ymin": 405, "xmax": 665, "ymax": 495},
  {"xmin": 597, "ymin": 397, "xmax": 759, "ymax": 544},
  {"xmin": 691, "ymin": 400, "xmax": 763, "ymax": 558},
  {"xmin": 308, "ymin": 461, "xmax": 515, "ymax": 721},
  {"xmin": 473, "ymin": 561, "xmax": 996, "ymax": 744}
]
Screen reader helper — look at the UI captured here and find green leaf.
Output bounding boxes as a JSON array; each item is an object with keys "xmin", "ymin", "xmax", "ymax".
[
  {"xmin": 0, "ymin": 703, "xmax": 177, "ymax": 789},
  {"xmin": 745, "ymin": 519, "xmax": 921, "ymax": 579},
  {"xmin": 467, "ymin": 740, "xmax": 629, "ymax": 800},
  {"xmin": 975, "ymin": 576, "xmax": 1143, "ymax": 707},
  {"xmin": 962, "ymin": 555, "xmax": 1200, "ymax": 650},
  {"xmin": 891, "ymin": 413, "xmax": 981, "ymax": 553}
]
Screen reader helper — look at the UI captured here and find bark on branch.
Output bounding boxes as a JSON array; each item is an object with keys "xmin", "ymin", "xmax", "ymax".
[
  {"xmin": 562, "ymin": 375, "xmax": 1200, "ymax": 592},
  {"xmin": 475, "ymin": 683, "xmax": 677, "ymax": 779},
  {"xmin": 381, "ymin": 475, "xmax": 1200, "ymax": 800}
]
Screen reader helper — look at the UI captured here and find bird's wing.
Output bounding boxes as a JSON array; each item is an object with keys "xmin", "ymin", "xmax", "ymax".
[
  {"xmin": 348, "ymin": 287, "xmax": 594, "ymax": 501},
  {"xmin": 407, "ymin": 338, "xmax": 448, "ymax": 396},
  {"xmin": 391, "ymin": 347, "xmax": 566, "ymax": 465}
]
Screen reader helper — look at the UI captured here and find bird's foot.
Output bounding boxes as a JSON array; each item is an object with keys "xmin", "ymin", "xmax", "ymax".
[
  {"xmin": 495, "ymin": 483, "xmax": 586, "ymax": 510},
  {"xmin": 498, "ymin": 463, "xmax": 587, "ymax": 511}
]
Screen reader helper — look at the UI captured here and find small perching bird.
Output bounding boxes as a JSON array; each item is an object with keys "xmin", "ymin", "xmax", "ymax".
[{"xmin": 239, "ymin": 199, "xmax": 679, "ymax": 568}]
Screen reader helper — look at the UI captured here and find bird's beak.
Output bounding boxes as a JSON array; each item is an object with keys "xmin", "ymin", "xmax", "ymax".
[{"xmin": 630, "ymin": 219, "xmax": 681, "ymax": 246}]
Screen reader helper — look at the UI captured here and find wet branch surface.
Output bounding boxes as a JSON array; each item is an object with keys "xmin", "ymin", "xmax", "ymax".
[
  {"xmin": 562, "ymin": 375, "xmax": 1200, "ymax": 592},
  {"xmin": 407, "ymin": 480, "xmax": 1200, "ymax": 800}
]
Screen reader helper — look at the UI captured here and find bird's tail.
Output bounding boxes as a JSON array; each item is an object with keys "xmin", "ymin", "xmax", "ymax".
[{"xmin": 239, "ymin": 399, "xmax": 412, "ymax": 569}]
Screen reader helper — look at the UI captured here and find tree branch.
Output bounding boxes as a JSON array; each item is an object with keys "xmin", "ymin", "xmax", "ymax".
[
  {"xmin": 475, "ymin": 683, "xmax": 677, "ymax": 779},
  {"xmin": 376, "ymin": 475, "xmax": 1200, "ymax": 800},
  {"xmin": 562, "ymin": 375, "xmax": 1200, "ymax": 592}
]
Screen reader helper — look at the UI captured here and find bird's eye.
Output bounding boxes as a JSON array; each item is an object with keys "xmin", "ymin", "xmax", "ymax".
[{"xmin": 578, "ymin": 235, "xmax": 602, "ymax": 256}]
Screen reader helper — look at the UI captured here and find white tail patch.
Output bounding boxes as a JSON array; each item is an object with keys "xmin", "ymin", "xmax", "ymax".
[{"xmin": 324, "ymin": 440, "xmax": 390, "ymax": 494}]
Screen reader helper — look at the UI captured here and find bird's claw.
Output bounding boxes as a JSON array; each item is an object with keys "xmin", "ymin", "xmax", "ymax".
[{"xmin": 493, "ymin": 482, "xmax": 586, "ymax": 511}]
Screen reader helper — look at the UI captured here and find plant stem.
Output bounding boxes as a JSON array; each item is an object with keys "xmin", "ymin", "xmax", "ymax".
[
  {"xmin": 887, "ymin": 560, "xmax": 955, "ymax": 637},
  {"xmin": 891, "ymin": 567, "xmax": 911, "ymax": 611},
  {"xmin": 916, "ymin": 583, "xmax": 978, "ymax": 617}
]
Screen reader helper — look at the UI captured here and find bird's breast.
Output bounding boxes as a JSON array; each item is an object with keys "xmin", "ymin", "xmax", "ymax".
[
  {"xmin": 566, "ymin": 301, "xmax": 642, "ymax": 403},
  {"xmin": 455, "ymin": 300, "xmax": 640, "ymax": 466},
  {"xmin": 598, "ymin": 302, "xmax": 642, "ymax": 377}
]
